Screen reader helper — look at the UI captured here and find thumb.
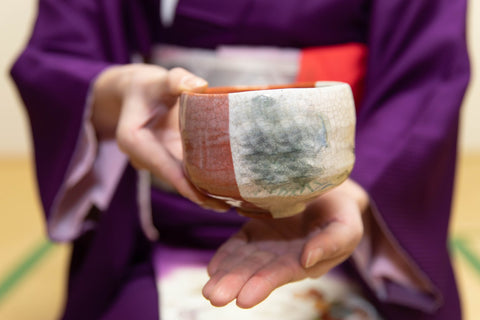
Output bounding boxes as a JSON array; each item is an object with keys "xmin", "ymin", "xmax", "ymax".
[{"xmin": 167, "ymin": 67, "xmax": 208, "ymax": 94}]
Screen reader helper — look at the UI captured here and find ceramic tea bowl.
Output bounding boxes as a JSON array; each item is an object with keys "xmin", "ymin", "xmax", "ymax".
[{"xmin": 179, "ymin": 82, "xmax": 356, "ymax": 218}]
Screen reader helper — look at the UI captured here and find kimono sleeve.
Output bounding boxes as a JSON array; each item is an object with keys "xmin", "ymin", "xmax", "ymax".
[
  {"xmin": 350, "ymin": 0, "xmax": 470, "ymax": 313},
  {"xmin": 10, "ymin": 0, "xmax": 135, "ymax": 240}
]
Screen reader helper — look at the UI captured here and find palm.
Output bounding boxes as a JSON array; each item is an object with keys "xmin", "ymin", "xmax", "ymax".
[{"xmin": 203, "ymin": 184, "xmax": 364, "ymax": 309}]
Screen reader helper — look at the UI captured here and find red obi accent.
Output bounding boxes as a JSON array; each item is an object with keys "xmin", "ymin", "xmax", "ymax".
[{"xmin": 296, "ymin": 43, "xmax": 368, "ymax": 111}]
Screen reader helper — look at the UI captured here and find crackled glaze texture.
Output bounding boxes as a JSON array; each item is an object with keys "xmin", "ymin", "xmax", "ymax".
[{"xmin": 180, "ymin": 82, "xmax": 356, "ymax": 218}]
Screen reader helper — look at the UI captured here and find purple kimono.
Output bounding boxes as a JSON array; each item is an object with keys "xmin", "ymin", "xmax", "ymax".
[{"xmin": 11, "ymin": 0, "xmax": 470, "ymax": 319}]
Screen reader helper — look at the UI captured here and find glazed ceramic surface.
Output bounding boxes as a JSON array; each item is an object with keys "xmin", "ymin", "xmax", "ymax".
[{"xmin": 180, "ymin": 82, "xmax": 356, "ymax": 218}]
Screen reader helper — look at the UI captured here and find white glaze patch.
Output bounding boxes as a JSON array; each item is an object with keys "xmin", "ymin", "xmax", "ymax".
[{"xmin": 228, "ymin": 84, "xmax": 355, "ymax": 217}]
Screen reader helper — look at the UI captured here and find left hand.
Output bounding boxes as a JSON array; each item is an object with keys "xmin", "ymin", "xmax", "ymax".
[{"xmin": 202, "ymin": 178, "xmax": 369, "ymax": 308}]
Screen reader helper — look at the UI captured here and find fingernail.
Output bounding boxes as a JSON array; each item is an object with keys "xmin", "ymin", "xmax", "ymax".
[
  {"xmin": 305, "ymin": 248, "xmax": 324, "ymax": 268},
  {"xmin": 180, "ymin": 76, "xmax": 208, "ymax": 91}
]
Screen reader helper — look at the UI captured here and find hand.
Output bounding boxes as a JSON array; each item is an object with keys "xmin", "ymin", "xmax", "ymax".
[
  {"xmin": 92, "ymin": 64, "xmax": 229, "ymax": 211},
  {"xmin": 202, "ymin": 179, "xmax": 369, "ymax": 308}
]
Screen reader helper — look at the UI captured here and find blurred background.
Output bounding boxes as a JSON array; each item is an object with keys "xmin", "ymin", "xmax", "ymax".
[{"xmin": 1, "ymin": 1, "xmax": 479, "ymax": 319}]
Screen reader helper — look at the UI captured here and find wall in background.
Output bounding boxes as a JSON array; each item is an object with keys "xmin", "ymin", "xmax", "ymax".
[
  {"xmin": 1, "ymin": 1, "xmax": 479, "ymax": 156},
  {"xmin": 0, "ymin": 0, "xmax": 36, "ymax": 156},
  {"xmin": 461, "ymin": 0, "xmax": 480, "ymax": 152}
]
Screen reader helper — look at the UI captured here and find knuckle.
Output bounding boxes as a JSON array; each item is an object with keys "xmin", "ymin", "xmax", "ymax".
[
  {"xmin": 346, "ymin": 227, "xmax": 363, "ymax": 252},
  {"xmin": 129, "ymin": 67, "xmax": 168, "ymax": 90},
  {"xmin": 169, "ymin": 67, "xmax": 188, "ymax": 75},
  {"xmin": 353, "ymin": 223, "xmax": 364, "ymax": 243},
  {"xmin": 116, "ymin": 126, "xmax": 137, "ymax": 152}
]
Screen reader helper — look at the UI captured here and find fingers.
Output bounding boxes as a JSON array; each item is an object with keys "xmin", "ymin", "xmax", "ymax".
[
  {"xmin": 115, "ymin": 65, "xmax": 207, "ymax": 110},
  {"xmin": 204, "ymin": 251, "xmax": 309, "ymax": 309},
  {"xmin": 118, "ymin": 113, "xmax": 229, "ymax": 210},
  {"xmin": 203, "ymin": 234, "xmax": 264, "ymax": 307},
  {"xmin": 300, "ymin": 255, "xmax": 348, "ymax": 279},
  {"xmin": 204, "ymin": 234, "xmax": 357, "ymax": 309},
  {"xmin": 117, "ymin": 119, "xmax": 228, "ymax": 211},
  {"xmin": 204, "ymin": 229, "xmax": 305, "ymax": 309},
  {"xmin": 203, "ymin": 250, "xmax": 277, "ymax": 307},
  {"xmin": 334, "ymin": 178, "xmax": 370, "ymax": 213},
  {"xmin": 117, "ymin": 112, "xmax": 191, "ymax": 198},
  {"xmin": 93, "ymin": 65, "xmax": 208, "ymax": 136},
  {"xmin": 234, "ymin": 256, "xmax": 300, "ymax": 308},
  {"xmin": 301, "ymin": 202, "xmax": 363, "ymax": 269},
  {"xmin": 207, "ymin": 235, "xmax": 248, "ymax": 276},
  {"xmin": 204, "ymin": 253, "xmax": 297, "ymax": 308},
  {"xmin": 114, "ymin": 65, "xmax": 228, "ymax": 210}
]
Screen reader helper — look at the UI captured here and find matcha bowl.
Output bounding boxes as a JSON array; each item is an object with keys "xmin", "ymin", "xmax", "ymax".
[{"xmin": 179, "ymin": 82, "xmax": 356, "ymax": 218}]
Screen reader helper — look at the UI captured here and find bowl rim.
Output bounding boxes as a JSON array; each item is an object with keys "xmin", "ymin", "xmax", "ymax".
[{"xmin": 182, "ymin": 81, "xmax": 349, "ymax": 96}]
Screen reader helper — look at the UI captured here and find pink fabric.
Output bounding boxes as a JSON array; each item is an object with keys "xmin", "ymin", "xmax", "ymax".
[
  {"xmin": 48, "ymin": 91, "xmax": 128, "ymax": 241},
  {"xmin": 352, "ymin": 201, "xmax": 440, "ymax": 301}
]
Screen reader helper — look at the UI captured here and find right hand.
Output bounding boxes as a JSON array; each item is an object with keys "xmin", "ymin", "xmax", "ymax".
[{"xmin": 92, "ymin": 64, "xmax": 230, "ymax": 211}]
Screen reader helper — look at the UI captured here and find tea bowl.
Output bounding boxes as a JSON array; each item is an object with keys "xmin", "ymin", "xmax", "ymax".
[{"xmin": 179, "ymin": 81, "xmax": 356, "ymax": 218}]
